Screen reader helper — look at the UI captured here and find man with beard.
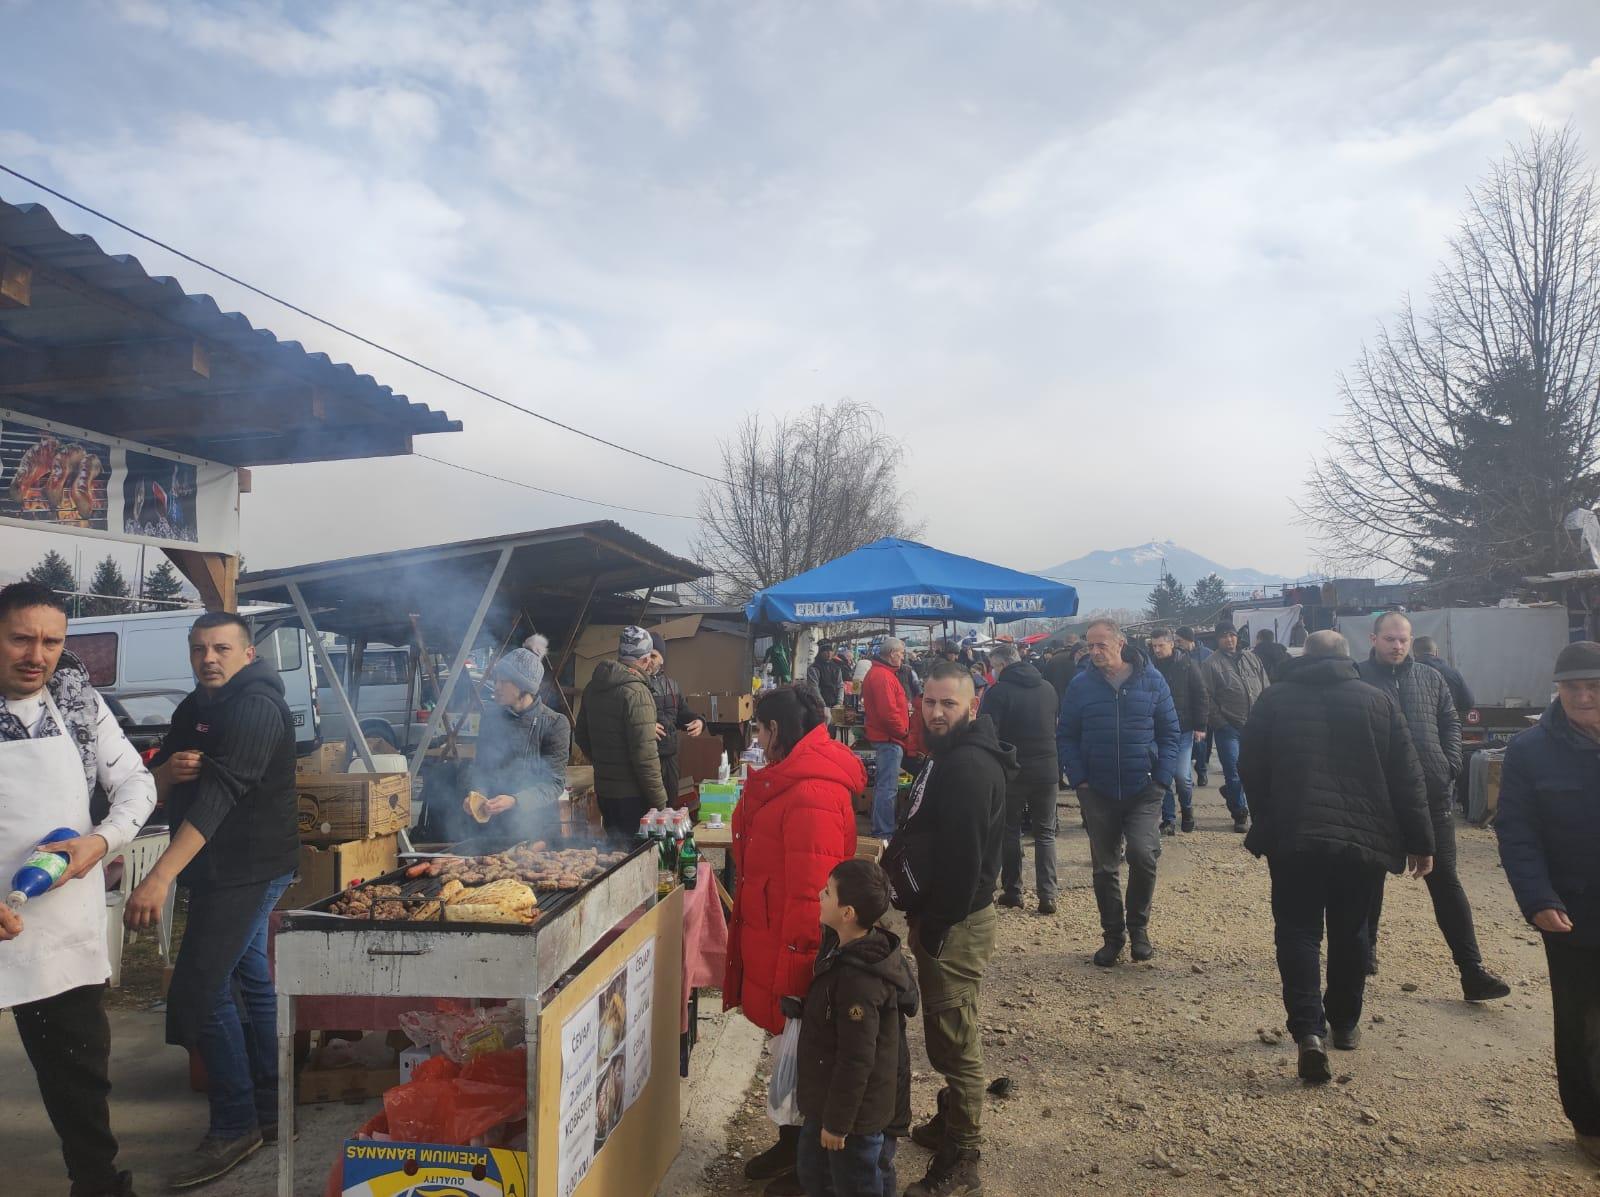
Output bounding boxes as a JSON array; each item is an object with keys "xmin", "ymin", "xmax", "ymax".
[{"xmin": 882, "ymin": 662, "xmax": 1012, "ymax": 1197}]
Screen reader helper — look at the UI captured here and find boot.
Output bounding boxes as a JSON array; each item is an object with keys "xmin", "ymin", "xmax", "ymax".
[
  {"xmin": 71, "ymin": 1173, "xmax": 138, "ymax": 1197},
  {"xmin": 1129, "ymin": 928, "xmax": 1153, "ymax": 962},
  {"xmin": 1578, "ymin": 1133, "xmax": 1600, "ymax": 1165},
  {"xmin": 1180, "ymin": 810, "xmax": 1195, "ymax": 833},
  {"xmin": 1461, "ymin": 967, "xmax": 1511, "ymax": 1002},
  {"xmin": 1296, "ymin": 1035, "xmax": 1331, "ymax": 1084},
  {"xmin": 745, "ymin": 1124, "xmax": 800, "ymax": 1180},
  {"xmin": 1232, "ymin": 811, "xmax": 1249, "ymax": 833},
  {"xmin": 1093, "ymin": 934, "xmax": 1124, "ymax": 967},
  {"xmin": 1331, "ymin": 1024, "xmax": 1361, "ymax": 1051},
  {"xmin": 905, "ymin": 1145, "xmax": 983, "ymax": 1196},
  {"xmin": 995, "ymin": 891, "xmax": 1024, "ymax": 909},
  {"xmin": 167, "ymin": 1131, "xmax": 263, "ymax": 1190},
  {"xmin": 1159, "ymin": 820, "xmax": 1175, "ymax": 837},
  {"xmin": 911, "ymin": 1089, "xmax": 949, "ymax": 1151}
]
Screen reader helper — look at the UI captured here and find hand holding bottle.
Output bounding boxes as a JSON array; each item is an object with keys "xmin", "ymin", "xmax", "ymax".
[
  {"xmin": 0, "ymin": 903, "xmax": 20, "ymax": 941},
  {"xmin": 43, "ymin": 833, "xmax": 109, "ymax": 882}
]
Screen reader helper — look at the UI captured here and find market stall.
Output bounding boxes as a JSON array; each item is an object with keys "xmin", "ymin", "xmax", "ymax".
[{"xmin": 273, "ymin": 833, "xmax": 686, "ymax": 1197}]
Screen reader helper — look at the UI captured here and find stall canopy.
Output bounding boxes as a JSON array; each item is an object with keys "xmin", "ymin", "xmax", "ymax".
[{"xmin": 744, "ymin": 537, "xmax": 1079, "ymax": 625}]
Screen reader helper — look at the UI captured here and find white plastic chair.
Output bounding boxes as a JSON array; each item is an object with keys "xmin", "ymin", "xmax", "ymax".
[{"xmin": 105, "ymin": 829, "xmax": 174, "ymax": 987}]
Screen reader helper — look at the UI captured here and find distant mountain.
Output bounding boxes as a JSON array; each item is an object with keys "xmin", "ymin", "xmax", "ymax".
[{"xmin": 1035, "ymin": 540, "xmax": 1293, "ymax": 617}]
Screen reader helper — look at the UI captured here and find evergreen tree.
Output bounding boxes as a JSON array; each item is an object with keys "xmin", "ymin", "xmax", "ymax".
[
  {"xmin": 1146, "ymin": 572, "xmax": 1190, "ymax": 620},
  {"xmin": 143, "ymin": 559, "xmax": 188, "ymax": 610},
  {"xmin": 24, "ymin": 550, "xmax": 76, "ymax": 598},
  {"xmin": 1189, "ymin": 573, "xmax": 1231, "ymax": 616},
  {"xmin": 84, "ymin": 556, "xmax": 132, "ymax": 617}
]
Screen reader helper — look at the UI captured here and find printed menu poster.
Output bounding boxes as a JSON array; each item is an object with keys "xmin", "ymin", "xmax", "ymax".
[{"xmin": 557, "ymin": 940, "xmax": 656, "ymax": 1197}]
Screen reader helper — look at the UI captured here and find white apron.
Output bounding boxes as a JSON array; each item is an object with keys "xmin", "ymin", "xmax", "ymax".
[{"xmin": 0, "ymin": 689, "xmax": 110, "ymax": 1007}]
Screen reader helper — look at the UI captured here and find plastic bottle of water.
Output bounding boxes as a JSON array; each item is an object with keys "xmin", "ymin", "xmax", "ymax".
[{"xmin": 8, "ymin": 827, "xmax": 79, "ymax": 908}]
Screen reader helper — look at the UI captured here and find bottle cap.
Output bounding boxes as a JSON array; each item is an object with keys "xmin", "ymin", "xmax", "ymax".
[{"xmin": 6, "ymin": 891, "xmax": 26, "ymax": 909}]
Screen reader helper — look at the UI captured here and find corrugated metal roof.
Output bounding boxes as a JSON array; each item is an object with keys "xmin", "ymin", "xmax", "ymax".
[{"xmin": 0, "ymin": 196, "xmax": 462, "ymax": 465}]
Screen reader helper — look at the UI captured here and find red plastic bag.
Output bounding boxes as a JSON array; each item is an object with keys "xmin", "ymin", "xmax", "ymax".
[
  {"xmin": 447, "ymin": 1080, "xmax": 526, "ymax": 1142},
  {"xmin": 383, "ymin": 1080, "xmax": 458, "ymax": 1142},
  {"xmin": 459, "ymin": 1046, "xmax": 525, "ymax": 1088},
  {"xmin": 411, "ymin": 1055, "xmax": 461, "ymax": 1085}
]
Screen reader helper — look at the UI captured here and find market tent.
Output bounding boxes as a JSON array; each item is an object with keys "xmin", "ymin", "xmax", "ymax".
[{"xmin": 744, "ymin": 537, "xmax": 1078, "ymax": 625}]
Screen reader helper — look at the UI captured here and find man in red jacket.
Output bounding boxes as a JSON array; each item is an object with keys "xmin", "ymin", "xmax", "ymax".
[{"xmin": 863, "ymin": 638, "xmax": 910, "ymax": 840}]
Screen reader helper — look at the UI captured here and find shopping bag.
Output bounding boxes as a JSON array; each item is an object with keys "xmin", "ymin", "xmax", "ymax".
[{"xmin": 764, "ymin": 1018, "xmax": 802, "ymax": 1126}]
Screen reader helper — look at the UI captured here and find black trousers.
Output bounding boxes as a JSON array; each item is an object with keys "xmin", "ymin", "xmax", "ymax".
[
  {"xmin": 13, "ymin": 983, "xmax": 120, "ymax": 1192},
  {"xmin": 1269, "ymin": 854, "xmax": 1382, "ymax": 1039},
  {"xmin": 659, "ymin": 755, "xmax": 681, "ymax": 806},
  {"xmin": 599, "ymin": 794, "xmax": 652, "ymax": 836},
  {"xmin": 1545, "ymin": 936, "xmax": 1600, "ymax": 1137},
  {"xmin": 1368, "ymin": 808, "xmax": 1482, "ymax": 971}
]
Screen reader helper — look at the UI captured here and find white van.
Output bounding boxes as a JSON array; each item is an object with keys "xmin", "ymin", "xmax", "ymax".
[{"xmin": 65, "ymin": 605, "xmax": 322, "ymax": 751}]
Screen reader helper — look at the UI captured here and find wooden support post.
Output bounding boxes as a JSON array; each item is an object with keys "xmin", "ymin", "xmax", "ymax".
[{"xmin": 164, "ymin": 549, "xmax": 238, "ymax": 612}]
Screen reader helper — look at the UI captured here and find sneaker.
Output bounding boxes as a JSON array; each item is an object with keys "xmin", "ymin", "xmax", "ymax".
[
  {"xmin": 1461, "ymin": 968, "xmax": 1512, "ymax": 1002},
  {"xmin": 1296, "ymin": 1035, "xmax": 1332, "ymax": 1084},
  {"xmin": 745, "ymin": 1125, "xmax": 800, "ymax": 1180},
  {"xmin": 167, "ymin": 1131, "xmax": 264, "ymax": 1190},
  {"xmin": 1093, "ymin": 936, "xmax": 1125, "ymax": 967},
  {"xmin": 1159, "ymin": 821, "xmax": 1176, "ymax": 837},
  {"xmin": 1195, "ymin": 772, "xmax": 1209, "ymax": 787},
  {"xmin": 1331, "ymin": 1024, "xmax": 1361, "ymax": 1051},
  {"xmin": 905, "ymin": 1146, "xmax": 983, "ymax": 1196},
  {"xmin": 1036, "ymin": 898, "xmax": 1057, "ymax": 916},
  {"xmin": 1129, "ymin": 930, "xmax": 1154, "ymax": 962},
  {"xmin": 995, "ymin": 892, "xmax": 1024, "ymax": 910},
  {"xmin": 910, "ymin": 1089, "xmax": 949, "ymax": 1151},
  {"xmin": 1232, "ymin": 813, "xmax": 1249, "ymax": 834},
  {"xmin": 762, "ymin": 1169, "xmax": 806, "ymax": 1196},
  {"xmin": 1180, "ymin": 812, "xmax": 1195, "ymax": 833}
]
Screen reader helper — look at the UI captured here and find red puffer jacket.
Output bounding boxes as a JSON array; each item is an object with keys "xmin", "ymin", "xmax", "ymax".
[
  {"xmin": 724, "ymin": 723, "xmax": 862, "ymax": 1036},
  {"xmin": 862, "ymin": 660, "xmax": 910, "ymax": 747}
]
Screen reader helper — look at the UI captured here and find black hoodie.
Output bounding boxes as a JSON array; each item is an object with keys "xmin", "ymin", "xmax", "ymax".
[
  {"xmin": 883, "ymin": 713, "xmax": 1015, "ymax": 954},
  {"xmin": 156, "ymin": 658, "xmax": 299, "ymax": 890},
  {"xmin": 980, "ymin": 660, "xmax": 1059, "ymax": 783},
  {"xmin": 796, "ymin": 925, "xmax": 919, "ymax": 1136}
]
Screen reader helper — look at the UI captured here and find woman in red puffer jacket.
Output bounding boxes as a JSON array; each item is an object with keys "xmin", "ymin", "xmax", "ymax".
[{"xmin": 725, "ymin": 684, "xmax": 862, "ymax": 1190}]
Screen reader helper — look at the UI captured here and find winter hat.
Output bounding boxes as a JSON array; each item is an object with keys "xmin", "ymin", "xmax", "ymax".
[
  {"xmin": 619, "ymin": 625, "xmax": 653, "ymax": 662},
  {"xmin": 1214, "ymin": 620, "xmax": 1238, "ymax": 636},
  {"xmin": 1553, "ymin": 640, "xmax": 1600, "ymax": 682},
  {"xmin": 524, "ymin": 633, "xmax": 550, "ymax": 658},
  {"xmin": 493, "ymin": 647, "xmax": 545, "ymax": 697}
]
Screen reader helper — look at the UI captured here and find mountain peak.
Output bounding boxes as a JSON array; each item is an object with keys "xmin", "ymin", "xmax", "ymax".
[{"xmin": 1035, "ymin": 541, "xmax": 1291, "ymax": 616}]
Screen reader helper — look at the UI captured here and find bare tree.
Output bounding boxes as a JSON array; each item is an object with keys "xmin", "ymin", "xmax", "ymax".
[
  {"xmin": 1303, "ymin": 126, "xmax": 1600, "ymax": 595},
  {"xmin": 693, "ymin": 399, "xmax": 922, "ymax": 600}
]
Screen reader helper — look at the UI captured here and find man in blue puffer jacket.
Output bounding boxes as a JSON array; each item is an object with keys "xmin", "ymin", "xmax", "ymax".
[{"xmin": 1058, "ymin": 617, "xmax": 1181, "ymax": 967}]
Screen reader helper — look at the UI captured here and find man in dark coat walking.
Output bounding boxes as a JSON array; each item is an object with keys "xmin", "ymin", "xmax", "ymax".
[
  {"xmin": 1495, "ymin": 641, "xmax": 1600, "ymax": 1166},
  {"xmin": 1149, "ymin": 629, "xmax": 1209, "ymax": 835},
  {"xmin": 1201, "ymin": 623, "xmax": 1269, "ymax": 833},
  {"xmin": 1413, "ymin": 635, "xmax": 1475, "ymax": 717},
  {"xmin": 1239, "ymin": 631, "xmax": 1435, "ymax": 1084},
  {"xmin": 981, "ymin": 641, "xmax": 1062, "ymax": 914},
  {"xmin": 1358, "ymin": 611, "xmax": 1509, "ymax": 1001}
]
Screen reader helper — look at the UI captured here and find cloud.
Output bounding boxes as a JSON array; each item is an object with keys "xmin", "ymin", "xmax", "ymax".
[{"xmin": 325, "ymin": 85, "xmax": 441, "ymax": 150}]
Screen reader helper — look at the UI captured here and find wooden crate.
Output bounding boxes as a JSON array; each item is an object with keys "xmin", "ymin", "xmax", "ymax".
[
  {"xmin": 296, "ymin": 739, "xmax": 348, "ymax": 776},
  {"xmin": 297, "ymin": 773, "xmax": 410, "ymax": 843},
  {"xmin": 278, "ymin": 834, "xmax": 399, "ymax": 910}
]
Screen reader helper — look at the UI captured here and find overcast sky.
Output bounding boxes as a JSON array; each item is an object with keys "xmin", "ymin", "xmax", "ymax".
[{"xmin": 5, "ymin": 0, "xmax": 1600, "ymax": 587}]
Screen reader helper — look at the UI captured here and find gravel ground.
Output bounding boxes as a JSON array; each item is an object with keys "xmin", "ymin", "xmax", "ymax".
[{"xmin": 704, "ymin": 780, "xmax": 1600, "ymax": 1196}]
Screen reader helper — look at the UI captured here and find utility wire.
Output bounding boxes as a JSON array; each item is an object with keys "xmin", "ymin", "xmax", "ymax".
[
  {"xmin": 0, "ymin": 162, "xmax": 733, "ymax": 488},
  {"xmin": 412, "ymin": 452, "xmax": 698, "ymax": 520}
]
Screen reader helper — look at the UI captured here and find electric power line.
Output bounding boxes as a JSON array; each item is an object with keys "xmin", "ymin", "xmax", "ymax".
[
  {"xmin": 412, "ymin": 453, "xmax": 697, "ymax": 520},
  {"xmin": 0, "ymin": 162, "xmax": 735, "ymax": 489}
]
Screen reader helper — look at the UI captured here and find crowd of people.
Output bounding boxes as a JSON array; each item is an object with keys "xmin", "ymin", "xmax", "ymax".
[{"xmin": 724, "ymin": 615, "xmax": 1599, "ymax": 1197}]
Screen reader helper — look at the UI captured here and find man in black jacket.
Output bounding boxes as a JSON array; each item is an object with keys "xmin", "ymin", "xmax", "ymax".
[
  {"xmin": 1239, "ymin": 631, "xmax": 1435, "ymax": 1083},
  {"xmin": 884, "ymin": 662, "xmax": 1012, "ymax": 1197},
  {"xmin": 645, "ymin": 635, "xmax": 704, "ymax": 806},
  {"xmin": 982, "ymin": 642, "xmax": 1061, "ymax": 913},
  {"xmin": 1358, "ymin": 611, "xmax": 1509, "ymax": 1002},
  {"xmin": 1253, "ymin": 629, "xmax": 1291, "ymax": 680},
  {"xmin": 1413, "ymin": 635, "xmax": 1476, "ymax": 717},
  {"xmin": 805, "ymin": 640, "xmax": 847, "ymax": 708},
  {"xmin": 127, "ymin": 612, "xmax": 298, "ymax": 1187},
  {"xmin": 1150, "ymin": 630, "xmax": 1209, "ymax": 835}
]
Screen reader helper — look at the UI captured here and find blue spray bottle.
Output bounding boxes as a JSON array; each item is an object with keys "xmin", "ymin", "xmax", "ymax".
[{"xmin": 7, "ymin": 827, "xmax": 79, "ymax": 909}]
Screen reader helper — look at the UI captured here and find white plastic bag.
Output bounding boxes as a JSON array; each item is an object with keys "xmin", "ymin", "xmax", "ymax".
[{"xmin": 765, "ymin": 1018, "xmax": 802, "ymax": 1126}]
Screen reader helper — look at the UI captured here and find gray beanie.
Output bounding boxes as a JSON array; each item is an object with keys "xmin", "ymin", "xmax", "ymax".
[
  {"xmin": 1553, "ymin": 640, "xmax": 1600, "ymax": 682},
  {"xmin": 619, "ymin": 625, "xmax": 653, "ymax": 662},
  {"xmin": 492, "ymin": 647, "xmax": 545, "ymax": 696}
]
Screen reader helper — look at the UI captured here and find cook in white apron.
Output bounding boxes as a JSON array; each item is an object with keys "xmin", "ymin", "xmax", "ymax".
[{"xmin": 0, "ymin": 689, "xmax": 110, "ymax": 1008}]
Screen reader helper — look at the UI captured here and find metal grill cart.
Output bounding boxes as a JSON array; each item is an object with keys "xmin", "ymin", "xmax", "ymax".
[{"xmin": 273, "ymin": 840, "xmax": 683, "ymax": 1197}]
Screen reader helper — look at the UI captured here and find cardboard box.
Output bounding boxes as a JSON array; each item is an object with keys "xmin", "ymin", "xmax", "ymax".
[
  {"xmin": 296, "ymin": 739, "xmax": 348, "ymax": 776},
  {"xmin": 298, "ymin": 1064, "xmax": 401, "ymax": 1105},
  {"xmin": 341, "ymin": 1144, "xmax": 529, "ymax": 1195},
  {"xmin": 676, "ymin": 734, "xmax": 727, "ymax": 786},
  {"xmin": 297, "ymin": 773, "xmax": 410, "ymax": 843},
  {"xmin": 278, "ymin": 834, "xmax": 400, "ymax": 910},
  {"xmin": 694, "ymin": 693, "xmax": 753, "ymax": 724}
]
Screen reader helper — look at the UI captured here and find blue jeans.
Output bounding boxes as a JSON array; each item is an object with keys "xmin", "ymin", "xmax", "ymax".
[
  {"xmin": 1214, "ymin": 726, "xmax": 1247, "ymax": 816},
  {"xmin": 1162, "ymin": 736, "xmax": 1196, "ymax": 823},
  {"xmin": 196, "ymin": 873, "xmax": 293, "ymax": 1137},
  {"xmin": 870, "ymin": 742, "xmax": 903, "ymax": 838},
  {"xmin": 797, "ymin": 1119, "xmax": 893, "ymax": 1197}
]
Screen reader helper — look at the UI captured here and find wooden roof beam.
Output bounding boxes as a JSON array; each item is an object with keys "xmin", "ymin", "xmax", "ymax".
[
  {"xmin": 0, "ymin": 337, "xmax": 209, "ymax": 396},
  {"xmin": 0, "ymin": 254, "xmax": 30, "ymax": 310}
]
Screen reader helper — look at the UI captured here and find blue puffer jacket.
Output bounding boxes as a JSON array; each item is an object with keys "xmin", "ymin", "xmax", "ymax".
[
  {"xmin": 1057, "ymin": 647, "xmax": 1182, "ymax": 799},
  {"xmin": 1495, "ymin": 700, "xmax": 1600, "ymax": 947}
]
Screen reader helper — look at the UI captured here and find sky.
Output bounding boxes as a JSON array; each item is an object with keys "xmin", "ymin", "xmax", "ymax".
[{"xmin": 5, "ymin": 0, "xmax": 1600, "ymax": 589}]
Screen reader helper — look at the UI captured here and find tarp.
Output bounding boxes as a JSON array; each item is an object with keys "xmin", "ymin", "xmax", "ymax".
[{"xmin": 745, "ymin": 538, "xmax": 1079, "ymax": 625}]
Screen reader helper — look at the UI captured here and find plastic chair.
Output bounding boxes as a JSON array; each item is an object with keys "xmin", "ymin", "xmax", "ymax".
[{"xmin": 105, "ymin": 829, "xmax": 175, "ymax": 987}]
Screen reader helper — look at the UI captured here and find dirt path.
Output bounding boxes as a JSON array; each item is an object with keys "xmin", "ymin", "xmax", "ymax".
[{"xmin": 704, "ymin": 781, "xmax": 1599, "ymax": 1196}]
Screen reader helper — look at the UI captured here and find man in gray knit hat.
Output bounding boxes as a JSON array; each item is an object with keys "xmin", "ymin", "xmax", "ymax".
[
  {"xmin": 464, "ymin": 646, "xmax": 571, "ymax": 839},
  {"xmin": 575, "ymin": 626, "xmax": 671, "ymax": 833}
]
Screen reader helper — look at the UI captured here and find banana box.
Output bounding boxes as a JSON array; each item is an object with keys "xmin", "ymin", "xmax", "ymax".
[{"xmin": 341, "ymin": 1142, "xmax": 529, "ymax": 1196}]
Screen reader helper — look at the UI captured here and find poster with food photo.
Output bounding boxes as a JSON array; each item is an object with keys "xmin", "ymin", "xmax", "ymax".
[
  {"xmin": 0, "ymin": 422, "xmax": 110, "ymax": 530},
  {"xmin": 123, "ymin": 450, "xmax": 199, "ymax": 543}
]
